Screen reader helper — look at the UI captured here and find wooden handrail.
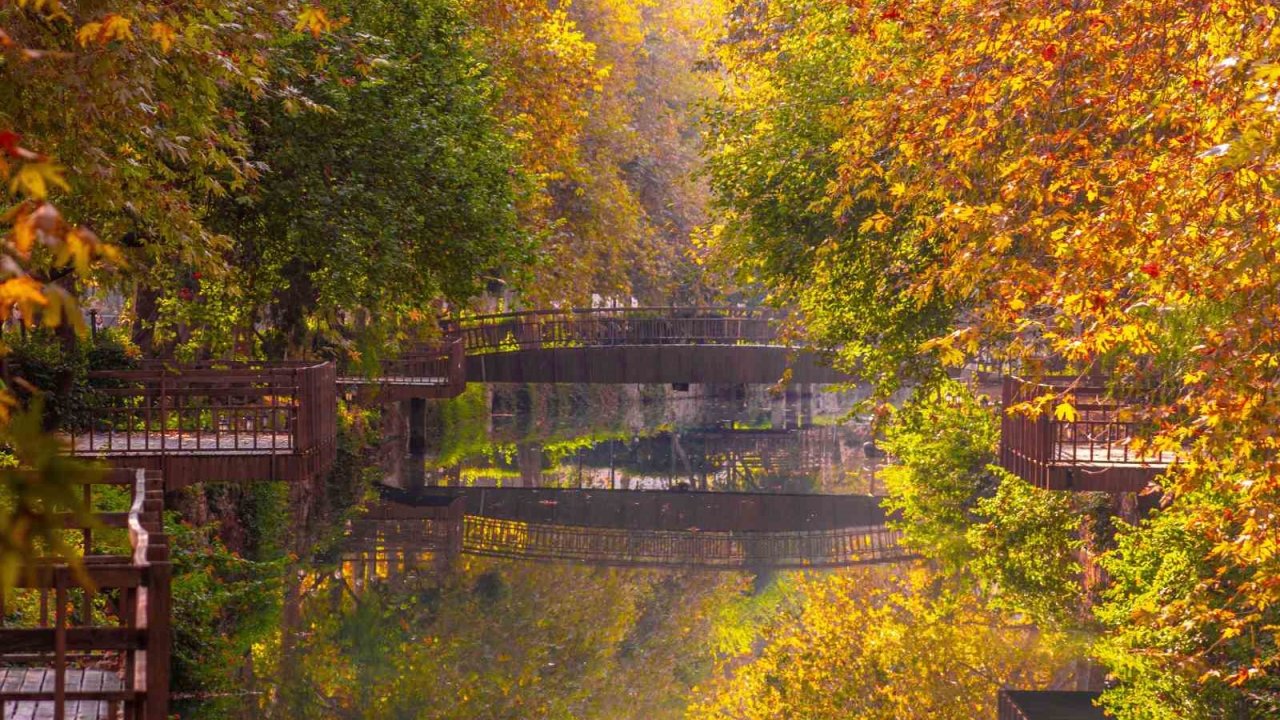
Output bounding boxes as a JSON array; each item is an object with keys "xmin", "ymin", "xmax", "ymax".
[
  {"xmin": 0, "ymin": 467, "xmax": 170, "ymax": 719},
  {"xmin": 443, "ymin": 306, "xmax": 781, "ymax": 326}
]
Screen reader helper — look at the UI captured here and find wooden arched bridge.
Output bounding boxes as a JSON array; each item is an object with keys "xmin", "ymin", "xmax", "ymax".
[
  {"xmin": 343, "ymin": 488, "xmax": 911, "ymax": 570},
  {"xmin": 341, "ymin": 307, "xmax": 850, "ymax": 398},
  {"xmin": 446, "ymin": 307, "xmax": 849, "ymax": 385}
]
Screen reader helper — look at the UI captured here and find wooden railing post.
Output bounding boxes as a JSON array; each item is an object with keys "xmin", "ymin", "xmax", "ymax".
[{"xmin": 145, "ymin": 547, "xmax": 171, "ymax": 720}]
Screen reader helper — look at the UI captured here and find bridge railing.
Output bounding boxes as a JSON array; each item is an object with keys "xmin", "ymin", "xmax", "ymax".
[
  {"xmin": 999, "ymin": 375, "xmax": 1173, "ymax": 491},
  {"xmin": 383, "ymin": 337, "xmax": 465, "ymax": 386},
  {"xmin": 444, "ymin": 307, "xmax": 783, "ymax": 355},
  {"xmin": 461, "ymin": 516, "xmax": 909, "ymax": 569},
  {"xmin": 341, "ymin": 336, "xmax": 465, "ymax": 387},
  {"xmin": 0, "ymin": 468, "xmax": 170, "ymax": 719},
  {"xmin": 68, "ymin": 361, "xmax": 336, "ymax": 467}
]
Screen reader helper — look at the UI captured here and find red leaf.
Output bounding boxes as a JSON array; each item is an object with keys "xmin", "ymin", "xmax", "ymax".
[
  {"xmin": 0, "ymin": 130, "xmax": 22, "ymax": 157},
  {"xmin": 1041, "ymin": 44, "xmax": 1058, "ymax": 62},
  {"xmin": 1140, "ymin": 261, "xmax": 1161, "ymax": 278}
]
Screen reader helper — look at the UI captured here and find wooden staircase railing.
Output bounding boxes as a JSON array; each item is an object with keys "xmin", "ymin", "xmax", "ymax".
[{"xmin": 0, "ymin": 468, "xmax": 170, "ymax": 720}]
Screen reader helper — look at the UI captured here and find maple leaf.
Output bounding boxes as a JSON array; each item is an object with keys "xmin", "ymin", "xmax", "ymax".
[
  {"xmin": 8, "ymin": 162, "xmax": 69, "ymax": 200},
  {"xmin": 295, "ymin": 7, "xmax": 336, "ymax": 39},
  {"xmin": 1139, "ymin": 261, "xmax": 1161, "ymax": 278},
  {"xmin": 76, "ymin": 15, "xmax": 134, "ymax": 47},
  {"xmin": 149, "ymin": 22, "xmax": 177, "ymax": 54},
  {"xmin": 0, "ymin": 131, "xmax": 21, "ymax": 158},
  {"xmin": 1053, "ymin": 401, "xmax": 1079, "ymax": 423}
]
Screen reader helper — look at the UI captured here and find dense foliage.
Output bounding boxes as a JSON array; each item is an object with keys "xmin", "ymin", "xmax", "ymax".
[
  {"xmin": 690, "ymin": 566, "xmax": 1078, "ymax": 720},
  {"xmin": 703, "ymin": 0, "xmax": 1280, "ymax": 714},
  {"xmin": 253, "ymin": 558, "xmax": 743, "ymax": 719}
]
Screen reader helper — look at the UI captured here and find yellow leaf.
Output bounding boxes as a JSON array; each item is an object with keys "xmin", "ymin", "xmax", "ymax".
[
  {"xmin": 11, "ymin": 213, "xmax": 35, "ymax": 257},
  {"xmin": 295, "ymin": 6, "xmax": 335, "ymax": 38},
  {"xmin": 1054, "ymin": 401, "xmax": 1079, "ymax": 423},
  {"xmin": 100, "ymin": 14, "xmax": 133, "ymax": 42},
  {"xmin": 8, "ymin": 162, "xmax": 68, "ymax": 200},
  {"xmin": 76, "ymin": 22, "xmax": 103, "ymax": 47},
  {"xmin": 149, "ymin": 21, "xmax": 176, "ymax": 53},
  {"xmin": 78, "ymin": 14, "xmax": 133, "ymax": 46},
  {"xmin": 0, "ymin": 277, "xmax": 47, "ymax": 307}
]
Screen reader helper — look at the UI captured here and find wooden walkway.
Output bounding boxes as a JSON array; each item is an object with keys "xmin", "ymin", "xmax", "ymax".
[
  {"xmin": 72, "ymin": 432, "xmax": 294, "ymax": 454},
  {"xmin": 65, "ymin": 361, "xmax": 337, "ymax": 487},
  {"xmin": 0, "ymin": 469, "xmax": 170, "ymax": 720},
  {"xmin": 0, "ymin": 669, "xmax": 123, "ymax": 720},
  {"xmin": 999, "ymin": 376, "xmax": 1175, "ymax": 492}
]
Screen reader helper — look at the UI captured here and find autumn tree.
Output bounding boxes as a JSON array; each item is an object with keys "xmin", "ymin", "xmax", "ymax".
[
  {"xmin": 689, "ymin": 566, "xmax": 1080, "ymax": 720},
  {"xmin": 703, "ymin": 0, "xmax": 1280, "ymax": 713}
]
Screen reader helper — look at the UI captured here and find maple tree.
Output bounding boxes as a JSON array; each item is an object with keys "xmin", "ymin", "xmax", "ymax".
[
  {"xmin": 467, "ymin": 0, "xmax": 716, "ymax": 306},
  {"xmin": 703, "ymin": 0, "xmax": 1280, "ymax": 714}
]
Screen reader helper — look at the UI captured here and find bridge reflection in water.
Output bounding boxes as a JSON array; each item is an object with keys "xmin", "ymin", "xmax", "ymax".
[{"xmin": 343, "ymin": 488, "xmax": 911, "ymax": 572}]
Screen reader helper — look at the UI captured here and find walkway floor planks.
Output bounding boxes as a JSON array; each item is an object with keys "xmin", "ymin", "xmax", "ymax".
[
  {"xmin": 71, "ymin": 432, "xmax": 294, "ymax": 454},
  {"xmin": 0, "ymin": 668, "xmax": 124, "ymax": 720}
]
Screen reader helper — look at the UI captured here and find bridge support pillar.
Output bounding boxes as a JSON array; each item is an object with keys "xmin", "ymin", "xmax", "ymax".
[{"xmin": 408, "ymin": 398, "xmax": 427, "ymax": 487}]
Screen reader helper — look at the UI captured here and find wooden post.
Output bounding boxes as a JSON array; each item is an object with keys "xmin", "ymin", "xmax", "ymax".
[{"xmin": 146, "ymin": 545, "xmax": 171, "ymax": 720}]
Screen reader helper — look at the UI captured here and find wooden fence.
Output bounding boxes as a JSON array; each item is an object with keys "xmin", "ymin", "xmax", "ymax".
[
  {"xmin": 0, "ymin": 468, "xmax": 170, "ymax": 720},
  {"xmin": 999, "ymin": 376, "xmax": 1173, "ymax": 492},
  {"xmin": 67, "ymin": 361, "xmax": 337, "ymax": 486}
]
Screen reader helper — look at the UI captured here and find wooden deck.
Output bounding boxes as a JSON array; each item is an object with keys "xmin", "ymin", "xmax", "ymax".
[
  {"xmin": 71, "ymin": 432, "xmax": 294, "ymax": 454},
  {"xmin": 999, "ymin": 376, "xmax": 1174, "ymax": 492},
  {"xmin": 66, "ymin": 361, "xmax": 337, "ymax": 486},
  {"xmin": 0, "ymin": 469, "xmax": 170, "ymax": 719},
  {"xmin": 0, "ymin": 669, "xmax": 124, "ymax": 720}
]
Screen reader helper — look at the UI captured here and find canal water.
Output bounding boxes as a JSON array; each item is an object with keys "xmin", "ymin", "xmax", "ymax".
[{"xmin": 191, "ymin": 383, "xmax": 889, "ymax": 718}]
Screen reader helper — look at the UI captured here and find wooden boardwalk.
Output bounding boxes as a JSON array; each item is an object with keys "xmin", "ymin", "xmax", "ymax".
[
  {"xmin": 0, "ymin": 669, "xmax": 124, "ymax": 720},
  {"xmin": 65, "ymin": 361, "xmax": 337, "ymax": 487},
  {"xmin": 999, "ymin": 376, "xmax": 1175, "ymax": 492},
  {"xmin": 0, "ymin": 469, "xmax": 170, "ymax": 719},
  {"xmin": 72, "ymin": 432, "xmax": 294, "ymax": 454}
]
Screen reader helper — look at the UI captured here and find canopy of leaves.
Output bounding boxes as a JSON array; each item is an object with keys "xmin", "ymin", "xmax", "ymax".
[
  {"xmin": 212, "ymin": 0, "xmax": 529, "ymax": 356},
  {"xmin": 701, "ymin": 0, "xmax": 953, "ymax": 388},
  {"xmin": 702, "ymin": 0, "xmax": 1280, "ymax": 711}
]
